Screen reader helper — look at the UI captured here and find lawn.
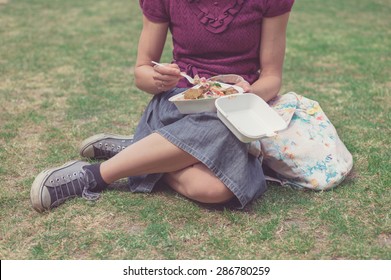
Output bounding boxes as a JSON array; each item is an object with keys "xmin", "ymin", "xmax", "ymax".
[{"xmin": 0, "ymin": 0, "xmax": 390, "ymax": 259}]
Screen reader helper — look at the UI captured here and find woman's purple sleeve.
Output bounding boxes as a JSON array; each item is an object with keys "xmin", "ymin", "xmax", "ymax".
[
  {"xmin": 263, "ymin": 0, "xmax": 295, "ymax": 18},
  {"xmin": 139, "ymin": 0, "xmax": 169, "ymax": 22}
]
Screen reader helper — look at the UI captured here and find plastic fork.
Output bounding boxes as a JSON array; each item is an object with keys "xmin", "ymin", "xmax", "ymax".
[{"xmin": 151, "ymin": 61, "xmax": 195, "ymax": 84}]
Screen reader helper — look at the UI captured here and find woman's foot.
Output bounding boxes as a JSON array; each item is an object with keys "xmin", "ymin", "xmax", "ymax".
[
  {"xmin": 79, "ymin": 133, "xmax": 134, "ymax": 160},
  {"xmin": 30, "ymin": 161, "xmax": 101, "ymax": 212}
]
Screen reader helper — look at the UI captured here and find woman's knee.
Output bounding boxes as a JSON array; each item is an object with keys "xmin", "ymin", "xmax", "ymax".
[
  {"xmin": 186, "ymin": 178, "xmax": 234, "ymax": 204},
  {"xmin": 164, "ymin": 165, "xmax": 234, "ymax": 204}
]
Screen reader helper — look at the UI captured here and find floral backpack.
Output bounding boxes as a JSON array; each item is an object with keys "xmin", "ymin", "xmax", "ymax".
[{"xmin": 256, "ymin": 92, "xmax": 353, "ymax": 191}]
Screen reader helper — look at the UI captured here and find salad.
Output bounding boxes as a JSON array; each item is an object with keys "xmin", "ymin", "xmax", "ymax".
[{"xmin": 183, "ymin": 77, "xmax": 239, "ymax": 100}]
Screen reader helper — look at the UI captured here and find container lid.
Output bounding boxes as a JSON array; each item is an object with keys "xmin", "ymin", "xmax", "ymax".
[{"xmin": 215, "ymin": 94, "xmax": 287, "ymax": 141}]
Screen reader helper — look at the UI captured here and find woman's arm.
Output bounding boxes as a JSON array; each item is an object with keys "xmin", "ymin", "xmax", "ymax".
[
  {"xmin": 249, "ymin": 12, "xmax": 291, "ymax": 101},
  {"xmin": 134, "ymin": 16, "xmax": 181, "ymax": 94}
]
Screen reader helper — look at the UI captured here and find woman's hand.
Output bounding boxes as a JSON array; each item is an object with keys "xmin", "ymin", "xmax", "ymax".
[
  {"xmin": 234, "ymin": 79, "xmax": 251, "ymax": 92},
  {"xmin": 152, "ymin": 63, "xmax": 182, "ymax": 92},
  {"xmin": 209, "ymin": 74, "xmax": 252, "ymax": 92}
]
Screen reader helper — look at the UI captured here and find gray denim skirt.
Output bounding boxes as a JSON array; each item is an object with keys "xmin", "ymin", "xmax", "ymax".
[{"xmin": 128, "ymin": 88, "xmax": 267, "ymax": 208}]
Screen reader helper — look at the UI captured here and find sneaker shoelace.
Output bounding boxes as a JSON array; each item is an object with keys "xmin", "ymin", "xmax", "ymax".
[
  {"xmin": 94, "ymin": 141, "xmax": 129, "ymax": 158},
  {"xmin": 50, "ymin": 168, "xmax": 100, "ymax": 207}
]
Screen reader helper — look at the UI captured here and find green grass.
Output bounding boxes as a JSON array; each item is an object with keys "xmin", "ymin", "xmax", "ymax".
[{"xmin": 0, "ymin": 0, "xmax": 390, "ymax": 260}]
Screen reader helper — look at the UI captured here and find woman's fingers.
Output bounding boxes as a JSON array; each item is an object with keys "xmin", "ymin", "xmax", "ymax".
[
  {"xmin": 153, "ymin": 72, "xmax": 179, "ymax": 88},
  {"xmin": 153, "ymin": 63, "xmax": 181, "ymax": 90},
  {"xmin": 235, "ymin": 80, "xmax": 252, "ymax": 92},
  {"xmin": 153, "ymin": 63, "xmax": 180, "ymax": 76},
  {"xmin": 154, "ymin": 78, "xmax": 178, "ymax": 91}
]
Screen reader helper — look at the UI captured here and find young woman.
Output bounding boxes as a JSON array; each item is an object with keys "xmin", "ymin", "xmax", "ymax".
[{"xmin": 30, "ymin": 0, "xmax": 295, "ymax": 212}]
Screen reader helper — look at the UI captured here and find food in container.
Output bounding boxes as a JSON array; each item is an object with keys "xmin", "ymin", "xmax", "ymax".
[
  {"xmin": 183, "ymin": 79, "xmax": 240, "ymax": 100},
  {"xmin": 169, "ymin": 80, "xmax": 244, "ymax": 114}
]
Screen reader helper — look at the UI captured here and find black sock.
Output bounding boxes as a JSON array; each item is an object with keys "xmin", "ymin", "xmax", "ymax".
[{"xmin": 83, "ymin": 163, "xmax": 108, "ymax": 192}]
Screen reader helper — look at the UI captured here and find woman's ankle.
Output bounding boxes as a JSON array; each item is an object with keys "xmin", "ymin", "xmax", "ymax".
[{"xmin": 83, "ymin": 163, "xmax": 109, "ymax": 191}]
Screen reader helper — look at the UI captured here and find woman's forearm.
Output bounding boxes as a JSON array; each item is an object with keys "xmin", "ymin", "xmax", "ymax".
[
  {"xmin": 251, "ymin": 13, "xmax": 290, "ymax": 102},
  {"xmin": 134, "ymin": 64, "xmax": 162, "ymax": 95},
  {"xmin": 134, "ymin": 16, "xmax": 173, "ymax": 95}
]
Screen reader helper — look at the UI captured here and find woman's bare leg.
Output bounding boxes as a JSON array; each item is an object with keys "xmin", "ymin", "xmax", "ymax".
[
  {"xmin": 163, "ymin": 163, "xmax": 234, "ymax": 204},
  {"xmin": 31, "ymin": 132, "xmax": 234, "ymax": 212},
  {"xmin": 100, "ymin": 133, "xmax": 198, "ymax": 183},
  {"xmin": 100, "ymin": 133, "xmax": 234, "ymax": 204}
]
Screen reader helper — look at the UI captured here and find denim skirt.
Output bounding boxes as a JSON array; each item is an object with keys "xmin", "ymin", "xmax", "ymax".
[{"xmin": 128, "ymin": 88, "xmax": 267, "ymax": 208}]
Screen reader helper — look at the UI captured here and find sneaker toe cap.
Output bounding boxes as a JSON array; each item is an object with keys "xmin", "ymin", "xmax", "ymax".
[{"xmin": 30, "ymin": 173, "xmax": 51, "ymax": 212}]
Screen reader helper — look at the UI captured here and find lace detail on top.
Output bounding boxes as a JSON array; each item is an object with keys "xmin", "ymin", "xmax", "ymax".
[
  {"xmin": 93, "ymin": 140, "xmax": 131, "ymax": 159},
  {"xmin": 49, "ymin": 168, "xmax": 100, "ymax": 208},
  {"xmin": 188, "ymin": 0, "xmax": 245, "ymax": 34}
]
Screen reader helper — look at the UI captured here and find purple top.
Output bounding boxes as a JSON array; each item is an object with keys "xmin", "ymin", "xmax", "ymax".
[{"xmin": 139, "ymin": 0, "xmax": 295, "ymax": 87}]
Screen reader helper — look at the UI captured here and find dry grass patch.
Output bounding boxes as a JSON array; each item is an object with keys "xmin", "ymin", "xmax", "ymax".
[
  {"xmin": 377, "ymin": 233, "xmax": 391, "ymax": 248},
  {"xmin": 0, "ymin": 0, "xmax": 390, "ymax": 261}
]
